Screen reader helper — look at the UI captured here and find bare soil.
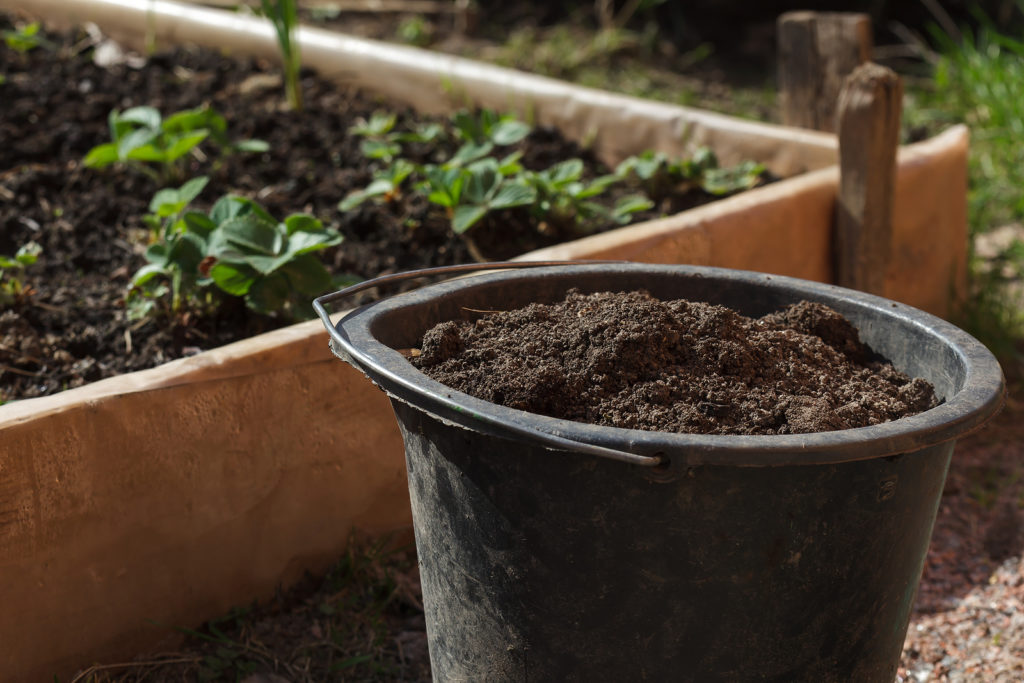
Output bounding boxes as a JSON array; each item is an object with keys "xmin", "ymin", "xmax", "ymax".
[
  {"xmin": 0, "ymin": 17, "xmax": 741, "ymax": 404},
  {"xmin": 414, "ymin": 289, "xmax": 938, "ymax": 434}
]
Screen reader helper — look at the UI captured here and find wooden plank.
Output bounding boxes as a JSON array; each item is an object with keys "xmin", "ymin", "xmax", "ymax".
[
  {"xmin": 835, "ymin": 62, "xmax": 903, "ymax": 294},
  {"xmin": 777, "ymin": 11, "xmax": 872, "ymax": 132}
]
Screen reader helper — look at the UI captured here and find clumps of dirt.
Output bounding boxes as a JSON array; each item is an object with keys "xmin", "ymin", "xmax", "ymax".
[{"xmin": 412, "ymin": 289, "xmax": 939, "ymax": 435}]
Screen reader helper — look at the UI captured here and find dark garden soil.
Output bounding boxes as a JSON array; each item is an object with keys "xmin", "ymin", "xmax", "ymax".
[
  {"xmin": 0, "ymin": 17, "xmax": 744, "ymax": 404},
  {"xmin": 414, "ymin": 289, "xmax": 938, "ymax": 434}
]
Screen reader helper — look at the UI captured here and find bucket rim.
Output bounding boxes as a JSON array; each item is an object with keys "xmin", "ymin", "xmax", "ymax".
[{"xmin": 322, "ymin": 263, "xmax": 1006, "ymax": 467}]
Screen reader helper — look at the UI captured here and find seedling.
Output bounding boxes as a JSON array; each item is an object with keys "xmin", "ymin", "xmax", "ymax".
[
  {"xmin": 348, "ymin": 112, "xmax": 444, "ymax": 164},
  {"xmin": 448, "ymin": 109, "xmax": 531, "ymax": 166},
  {"xmin": 615, "ymin": 148, "xmax": 765, "ymax": 199},
  {"xmin": 0, "ymin": 241, "xmax": 42, "ymax": 307},
  {"xmin": 128, "ymin": 184, "xmax": 343, "ymax": 321},
  {"xmin": 338, "ymin": 159, "xmax": 415, "ymax": 211},
  {"xmin": 2, "ymin": 21, "xmax": 54, "ymax": 54},
  {"xmin": 260, "ymin": 0, "xmax": 303, "ymax": 110},
  {"xmin": 83, "ymin": 105, "xmax": 268, "ymax": 183},
  {"xmin": 420, "ymin": 158, "xmax": 536, "ymax": 234}
]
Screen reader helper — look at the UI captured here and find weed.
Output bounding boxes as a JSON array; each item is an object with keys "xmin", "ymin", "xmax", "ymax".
[{"xmin": 83, "ymin": 105, "xmax": 268, "ymax": 184}]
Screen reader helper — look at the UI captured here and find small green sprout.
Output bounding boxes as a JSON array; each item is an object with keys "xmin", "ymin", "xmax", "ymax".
[
  {"xmin": 260, "ymin": 0, "xmax": 303, "ymax": 111},
  {"xmin": 615, "ymin": 148, "xmax": 766, "ymax": 199},
  {"xmin": 338, "ymin": 159, "xmax": 416, "ymax": 211},
  {"xmin": 3, "ymin": 22, "xmax": 54, "ymax": 54},
  {"xmin": 0, "ymin": 241, "xmax": 42, "ymax": 307},
  {"xmin": 83, "ymin": 105, "xmax": 268, "ymax": 183},
  {"xmin": 448, "ymin": 109, "xmax": 531, "ymax": 166}
]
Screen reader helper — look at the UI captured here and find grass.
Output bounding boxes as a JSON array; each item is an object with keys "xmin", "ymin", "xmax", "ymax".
[
  {"xmin": 69, "ymin": 538, "xmax": 428, "ymax": 683},
  {"xmin": 900, "ymin": 4, "xmax": 1024, "ymax": 377}
]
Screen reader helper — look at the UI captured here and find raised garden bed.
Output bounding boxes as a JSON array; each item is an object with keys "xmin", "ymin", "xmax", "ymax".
[{"xmin": 0, "ymin": 0, "xmax": 972, "ymax": 680}]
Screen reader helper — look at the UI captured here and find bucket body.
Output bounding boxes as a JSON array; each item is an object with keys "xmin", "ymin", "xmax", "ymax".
[
  {"xmin": 323, "ymin": 264, "xmax": 1004, "ymax": 682},
  {"xmin": 397, "ymin": 402, "xmax": 950, "ymax": 681}
]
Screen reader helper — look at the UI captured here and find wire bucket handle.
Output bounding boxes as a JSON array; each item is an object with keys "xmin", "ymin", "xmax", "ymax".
[{"xmin": 312, "ymin": 260, "xmax": 666, "ymax": 468}]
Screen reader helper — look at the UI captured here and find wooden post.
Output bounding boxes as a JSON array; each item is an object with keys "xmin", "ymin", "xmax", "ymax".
[
  {"xmin": 835, "ymin": 62, "xmax": 903, "ymax": 295},
  {"xmin": 777, "ymin": 12, "xmax": 872, "ymax": 132}
]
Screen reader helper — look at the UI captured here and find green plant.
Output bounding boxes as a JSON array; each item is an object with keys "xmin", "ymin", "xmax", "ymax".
[
  {"xmin": 338, "ymin": 159, "xmax": 416, "ymax": 211},
  {"xmin": 3, "ymin": 21, "xmax": 53, "ymax": 54},
  {"xmin": 422, "ymin": 157, "xmax": 537, "ymax": 234},
  {"xmin": 0, "ymin": 241, "xmax": 42, "ymax": 307},
  {"xmin": 348, "ymin": 111, "xmax": 444, "ymax": 164},
  {"xmin": 524, "ymin": 158, "xmax": 651, "ymax": 232},
  {"xmin": 128, "ymin": 182, "xmax": 343, "ymax": 321},
  {"xmin": 260, "ymin": 0, "xmax": 303, "ymax": 110},
  {"xmin": 83, "ymin": 105, "xmax": 268, "ymax": 183},
  {"xmin": 615, "ymin": 148, "xmax": 765, "ymax": 199},
  {"xmin": 902, "ymin": 4, "xmax": 1024, "ymax": 368},
  {"xmin": 448, "ymin": 109, "xmax": 531, "ymax": 166}
]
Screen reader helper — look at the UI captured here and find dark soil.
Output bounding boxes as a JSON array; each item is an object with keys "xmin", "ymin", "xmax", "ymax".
[
  {"xmin": 0, "ymin": 17, "xmax": 753, "ymax": 403},
  {"xmin": 414, "ymin": 289, "xmax": 939, "ymax": 434}
]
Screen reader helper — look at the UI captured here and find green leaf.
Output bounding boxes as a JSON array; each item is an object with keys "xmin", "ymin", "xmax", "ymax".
[
  {"xmin": 166, "ymin": 232, "xmax": 207, "ymax": 272},
  {"xmin": 490, "ymin": 118, "xmax": 531, "ymax": 145},
  {"xmin": 612, "ymin": 194, "xmax": 655, "ymax": 222},
  {"xmin": 280, "ymin": 253, "xmax": 332, "ymax": 295},
  {"xmin": 123, "ymin": 143, "xmax": 167, "ymax": 163},
  {"xmin": 117, "ymin": 127, "xmax": 159, "ymax": 159},
  {"xmin": 149, "ymin": 176, "xmax": 209, "ymax": 215},
  {"xmin": 247, "ymin": 272, "xmax": 290, "ymax": 314},
  {"xmin": 452, "ymin": 205, "xmax": 488, "ymax": 234},
  {"xmin": 130, "ymin": 263, "xmax": 167, "ymax": 288},
  {"xmin": 82, "ymin": 143, "xmax": 119, "ymax": 168},
  {"xmin": 14, "ymin": 242, "xmax": 41, "ymax": 266},
  {"xmin": 339, "ymin": 190, "xmax": 370, "ymax": 211},
  {"xmin": 449, "ymin": 141, "xmax": 493, "ymax": 167},
  {"xmin": 117, "ymin": 106, "xmax": 162, "ymax": 130},
  {"xmin": 285, "ymin": 230, "xmax": 343, "ymax": 256},
  {"xmin": 575, "ymin": 174, "xmax": 616, "ymax": 199},
  {"xmin": 164, "ymin": 130, "xmax": 210, "ymax": 163},
  {"xmin": 210, "ymin": 196, "xmax": 245, "ymax": 224},
  {"xmin": 283, "ymin": 213, "xmax": 323, "ymax": 235},
  {"xmin": 162, "ymin": 108, "xmax": 213, "ymax": 135},
  {"xmin": 218, "ymin": 215, "xmax": 282, "ymax": 255},
  {"xmin": 363, "ymin": 178, "xmax": 398, "ymax": 197},
  {"xmin": 497, "ymin": 150, "xmax": 524, "ymax": 175},
  {"xmin": 183, "ymin": 211, "xmax": 217, "ymax": 237},
  {"xmin": 360, "ymin": 139, "xmax": 401, "ymax": 162},
  {"xmin": 424, "ymin": 166, "xmax": 464, "ymax": 207},
  {"xmin": 350, "ymin": 111, "xmax": 396, "ymax": 137},
  {"xmin": 209, "ymin": 261, "xmax": 257, "ymax": 296},
  {"xmin": 549, "ymin": 159, "xmax": 583, "ymax": 185},
  {"xmin": 144, "ymin": 243, "xmax": 170, "ymax": 267},
  {"xmin": 489, "ymin": 181, "xmax": 536, "ymax": 209}
]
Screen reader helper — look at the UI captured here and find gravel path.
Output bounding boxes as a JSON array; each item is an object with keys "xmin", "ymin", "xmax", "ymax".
[{"xmin": 898, "ymin": 391, "xmax": 1024, "ymax": 681}]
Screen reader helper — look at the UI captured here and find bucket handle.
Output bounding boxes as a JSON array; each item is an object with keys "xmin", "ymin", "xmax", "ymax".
[{"xmin": 313, "ymin": 261, "xmax": 666, "ymax": 468}]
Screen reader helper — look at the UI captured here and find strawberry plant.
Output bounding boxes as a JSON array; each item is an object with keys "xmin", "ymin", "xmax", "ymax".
[
  {"xmin": 128, "ymin": 182, "xmax": 344, "ymax": 321},
  {"xmin": 615, "ymin": 148, "xmax": 766, "ymax": 200},
  {"xmin": 83, "ymin": 105, "xmax": 268, "ymax": 183}
]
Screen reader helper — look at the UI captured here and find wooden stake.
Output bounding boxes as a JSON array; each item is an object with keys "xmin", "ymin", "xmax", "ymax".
[
  {"xmin": 835, "ymin": 62, "xmax": 903, "ymax": 295},
  {"xmin": 777, "ymin": 12, "xmax": 872, "ymax": 132}
]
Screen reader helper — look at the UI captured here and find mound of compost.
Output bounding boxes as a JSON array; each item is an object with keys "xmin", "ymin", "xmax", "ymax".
[{"xmin": 412, "ymin": 289, "xmax": 939, "ymax": 435}]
